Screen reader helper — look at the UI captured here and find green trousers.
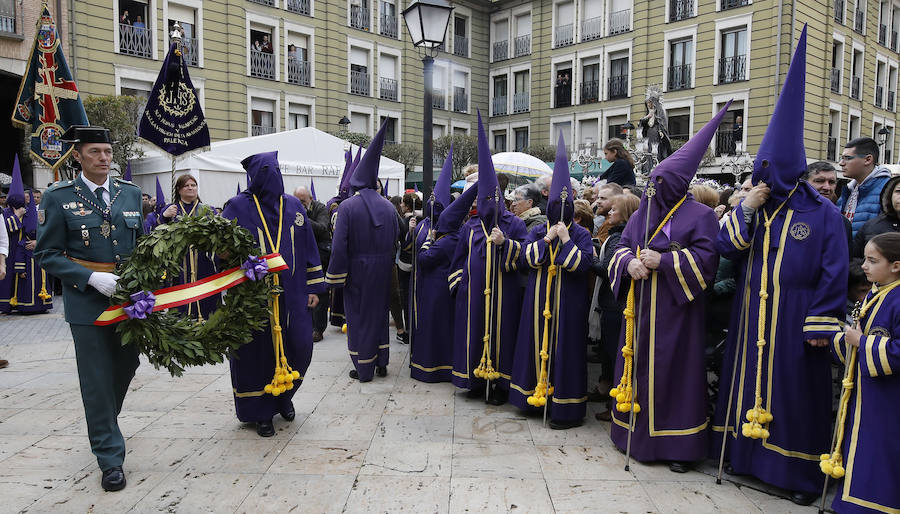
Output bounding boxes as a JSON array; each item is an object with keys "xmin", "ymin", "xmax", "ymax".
[{"xmin": 69, "ymin": 324, "xmax": 140, "ymax": 471}]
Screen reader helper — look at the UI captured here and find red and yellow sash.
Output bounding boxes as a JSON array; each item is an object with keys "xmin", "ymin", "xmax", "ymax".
[{"xmin": 94, "ymin": 253, "xmax": 287, "ymax": 325}]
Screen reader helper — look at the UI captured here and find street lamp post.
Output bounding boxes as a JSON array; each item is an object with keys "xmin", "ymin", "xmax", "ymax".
[
  {"xmin": 878, "ymin": 126, "xmax": 889, "ymax": 146},
  {"xmin": 338, "ymin": 115, "xmax": 351, "ymax": 134},
  {"xmin": 403, "ymin": 0, "xmax": 453, "ymax": 199}
]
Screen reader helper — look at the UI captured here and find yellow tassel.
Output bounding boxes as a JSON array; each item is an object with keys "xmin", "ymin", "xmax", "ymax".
[
  {"xmin": 529, "ymin": 250, "xmax": 560, "ymax": 407},
  {"xmin": 610, "ymin": 248, "xmax": 641, "ymax": 414}
]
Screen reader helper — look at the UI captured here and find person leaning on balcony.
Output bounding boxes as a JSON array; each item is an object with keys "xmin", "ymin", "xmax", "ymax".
[
  {"xmin": 597, "ymin": 138, "xmax": 636, "ymax": 187},
  {"xmin": 261, "ymin": 35, "xmax": 273, "ymax": 54},
  {"xmin": 837, "ymin": 137, "xmax": 893, "ymax": 237},
  {"xmin": 119, "ymin": 10, "xmax": 130, "ymax": 25}
]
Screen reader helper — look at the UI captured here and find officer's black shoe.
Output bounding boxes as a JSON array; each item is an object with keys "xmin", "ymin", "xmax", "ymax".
[
  {"xmin": 376, "ymin": 366, "xmax": 388, "ymax": 377},
  {"xmin": 486, "ymin": 388, "xmax": 508, "ymax": 406},
  {"xmin": 790, "ymin": 491, "xmax": 817, "ymax": 506},
  {"xmin": 101, "ymin": 466, "xmax": 126, "ymax": 492},
  {"xmin": 549, "ymin": 419, "xmax": 584, "ymax": 430},
  {"xmin": 257, "ymin": 419, "xmax": 275, "ymax": 437},
  {"xmin": 349, "ymin": 369, "xmax": 360, "ymax": 380},
  {"xmin": 465, "ymin": 387, "xmax": 485, "ymax": 399},
  {"xmin": 281, "ymin": 402, "xmax": 295, "ymax": 422},
  {"xmin": 669, "ymin": 461, "xmax": 692, "ymax": 473}
]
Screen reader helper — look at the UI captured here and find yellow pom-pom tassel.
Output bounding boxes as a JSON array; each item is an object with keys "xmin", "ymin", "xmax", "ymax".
[
  {"xmin": 633, "ymin": 403, "xmax": 641, "ymax": 413},
  {"xmin": 284, "ymin": 382, "xmax": 294, "ymax": 390},
  {"xmin": 820, "ymin": 460, "xmax": 833, "ymax": 475},
  {"xmin": 292, "ymin": 370, "xmax": 300, "ymax": 380},
  {"xmin": 341, "ymin": 323, "xmax": 348, "ymax": 333},
  {"xmin": 264, "ymin": 384, "xmax": 273, "ymax": 394},
  {"xmin": 609, "ymin": 387, "xmax": 620, "ymax": 398},
  {"xmin": 832, "ymin": 464, "xmax": 845, "ymax": 478},
  {"xmin": 820, "ymin": 453, "xmax": 831, "ymax": 461},
  {"xmin": 741, "ymin": 423, "xmax": 752, "ymax": 438}
]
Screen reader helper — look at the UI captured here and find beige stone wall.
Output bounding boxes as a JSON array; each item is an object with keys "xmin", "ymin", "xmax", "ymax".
[{"xmin": 0, "ymin": 0, "xmax": 71, "ymax": 74}]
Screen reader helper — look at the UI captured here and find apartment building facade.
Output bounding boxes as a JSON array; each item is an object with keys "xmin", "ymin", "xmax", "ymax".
[{"xmin": 487, "ymin": 0, "xmax": 900, "ymax": 167}]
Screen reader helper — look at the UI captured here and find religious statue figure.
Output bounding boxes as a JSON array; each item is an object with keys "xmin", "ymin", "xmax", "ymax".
[{"xmin": 637, "ymin": 86, "xmax": 672, "ymax": 174}]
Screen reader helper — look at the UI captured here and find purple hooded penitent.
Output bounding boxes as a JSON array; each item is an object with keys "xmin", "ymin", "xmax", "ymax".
[
  {"xmin": 547, "ymin": 132, "xmax": 574, "ymax": 225},
  {"xmin": 606, "ymin": 99, "xmax": 730, "ymax": 463},
  {"xmin": 220, "ymin": 150, "xmax": 325, "ymax": 423},
  {"xmin": 713, "ymin": 24, "xmax": 851, "ymax": 496},
  {"xmin": 475, "ymin": 111, "xmax": 503, "ymax": 230},
  {"xmin": 427, "ymin": 144, "xmax": 454, "ymax": 223},
  {"xmin": 6, "ymin": 155, "xmax": 25, "ymax": 209},
  {"xmin": 752, "ymin": 24, "xmax": 807, "ymax": 203},
  {"xmin": 326, "ymin": 120, "xmax": 399, "ymax": 382}
]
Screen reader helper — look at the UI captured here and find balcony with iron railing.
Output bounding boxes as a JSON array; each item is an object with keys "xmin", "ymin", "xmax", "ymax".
[
  {"xmin": 721, "ymin": 0, "xmax": 749, "ymax": 9},
  {"xmin": 288, "ymin": 57, "xmax": 311, "ymax": 86},
  {"xmin": 252, "ymin": 124, "xmax": 276, "ymax": 136},
  {"xmin": 512, "ymin": 91, "xmax": 530, "ymax": 113},
  {"xmin": 350, "ymin": 70, "xmax": 369, "ymax": 96},
  {"xmin": 893, "ymin": 30, "xmax": 899, "ymax": 51},
  {"xmin": 718, "ymin": 55, "xmax": 746, "ymax": 84},
  {"xmin": 172, "ymin": 36, "xmax": 199, "ymax": 66},
  {"xmin": 580, "ymin": 80, "xmax": 599, "ymax": 104},
  {"xmin": 433, "ymin": 90, "xmax": 446, "ymax": 109},
  {"xmin": 492, "ymin": 96, "xmax": 507, "ymax": 116},
  {"xmin": 514, "ymin": 34, "xmax": 531, "ymax": 57},
  {"xmin": 828, "ymin": 137, "xmax": 838, "ymax": 161},
  {"xmin": 249, "ymin": 0, "xmax": 275, "ymax": 6},
  {"xmin": 831, "ymin": 68, "xmax": 841, "ymax": 93},
  {"xmin": 608, "ymin": 75, "xmax": 628, "ymax": 99},
  {"xmin": 119, "ymin": 23, "xmax": 153, "ymax": 58},
  {"xmin": 834, "ymin": 0, "xmax": 844, "ymax": 22},
  {"xmin": 453, "ymin": 88, "xmax": 468, "ymax": 113},
  {"xmin": 555, "ymin": 85, "xmax": 571, "ymax": 108},
  {"xmin": 668, "ymin": 64, "xmax": 691, "ymax": 90},
  {"xmin": 670, "ymin": 0, "xmax": 694, "ymax": 21},
  {"xmin": 889, "ymin": 90, "xmax": 896, "ymax": 110},
  {"xmin": 493, "ymin": 40, "xmax": 508, "ymax": 61},
  {"xmin": 351, "ymin": 5, "xmax": 370, "ymax": 31},
  {"xmin": 608, "ymin": 10, "xmax": 630, "ymax": 35},
  {"xmin": 715, "ymin": 131, "xmax": 736, "ymax": 156},
  {"xmin": 854, "ymin": 8, "xmax": 865, "ymax": 33},
  {"xmin": 287, "ymin": 0, "xmax": 311, "ymax": 15},
  {"xmin": 880, "ymin": 24, "xmax": 888, "ymax": 45},
  {"xmin": 851, "ymin": 76, "xmax": 861, "ymax": 99},
  {"xmin": 250, "ymin": 49, "xmax": 276, "ymax": 80},
  {"xmin": 582, "ymin": 16, "xmax": 602, "ymax": 41},
  {"xmin": 379, "ymin": 77, "xmax": 398, "ymax": 101},
  {"xmin": 877, "ymin": 85, "xmax": 884, "ymax": 107},
  {"xmin": 380, "ymin": 14, "xmax": 397, "ymax": 38},
  {"xmin": 0, "ymin": 2, "xmax": 20, "ymax": 35},
  {"xmin": 453, "ymin": 35, "xmax": 468, "ymax": 57},
  {"xmin": 555, "ymin": 24, "xmax": 574, "ymax": 47}
]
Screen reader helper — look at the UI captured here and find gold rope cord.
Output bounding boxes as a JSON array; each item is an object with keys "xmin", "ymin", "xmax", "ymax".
[
  {"xmin": 609, "ymin": 195, "xmax": 686, "ymax": 414},
  {"xmin": 473, "ymin": 223, "xmax": 499, "ymax": 380},
  {"xmin": 527, "ymin": 239, "xmax": 560, "ymax": 406},
  {"xmin": 820, "ymin": 279, "xmax": 900, "ymax": 478},
  {"xmin": 252, "ymin": 195, "xmax": 299, "ymax": 396}
]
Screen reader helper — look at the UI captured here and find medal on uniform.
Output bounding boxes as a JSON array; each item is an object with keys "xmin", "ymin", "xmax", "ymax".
[{"xmin": 100, "ymin": 220, "xmax": 111, "ymax": 238}]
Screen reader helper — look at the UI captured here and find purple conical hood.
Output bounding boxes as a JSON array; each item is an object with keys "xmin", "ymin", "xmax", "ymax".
[
  {"xmin": 427, "ymin": 144, "xmax": 454, "ymax": 221},
  {"xmin": 753, "ymin": 24, "xmax": 808, "ymax": 202},
  {"xmin": 337, "ymin": 149, "xmax": 353, "ymax": 199},
  {"xmin": 475, "ymin": 111, "xmax": 503, "ymax": 228},
  {"xmin": 436, "ymin": 180, "xmax": 478, "ymax": 234},
  {"xmin": 242, "ymin": 151, "xmax": 284, "ymax": 201},
  {"xmin": 123, "ymin": 161, "xmax": 132, "ymax": 181},
  {"xmin": 6, "ymin": 155, "xmax": 25, "ymax": 209},
  {"xmin": 310, "ymin": 178, "xmax": 318, "ymax": 201},
  {"xmin": 154, "ymin": 177, "xmax": 167, "ymax": 217},
  {"xmin": 349, "ymin": 120, "xmax": 388, "ymax": 192},
  {"xmin": 548, "ymin": 132, "xmax": 573, "ymax": 225},
  {"xmin": 648, "ymin": 99, "xmax": 733, "ymax": 209}
]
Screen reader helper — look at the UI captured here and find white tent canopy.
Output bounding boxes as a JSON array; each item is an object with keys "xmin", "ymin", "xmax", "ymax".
[{"xmin": 130, "ymin": 127, "xmax": 405, "ymax": 207}]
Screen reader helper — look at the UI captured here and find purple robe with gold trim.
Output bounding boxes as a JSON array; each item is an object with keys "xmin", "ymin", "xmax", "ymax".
[
  {"xmin": 326, "ymin": 190, "xmax": 398, "ymax": 381},
  {"xmin": 0, "ymin": 208, "xmax": 52, "ymax": 313},
  {"xmin": 509, "ymin": 223, "xmax": 593, "ymax": 421},
  {"xmin": 713, "ymin": 184, "xmax": 848, "ymax": 494},
  {"xmin": 221, "ymin": 192, "xmax": 325, "ymax": 422},
  {"xmin": 449, "ymin": 211, "xmax": 527, "ymax": 390},
  {"xmin": 409, "ymin": 218, "xmax": 456, "ymax": 382},
  {"xmin": 607, "ymin": 198, "xmax": 719, "ymax": 462},
  {"xmin": 829, "ymin": 284, "xmax": 900, "ymax": 513}
]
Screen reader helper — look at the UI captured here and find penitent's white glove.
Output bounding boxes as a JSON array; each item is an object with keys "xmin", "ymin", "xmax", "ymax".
[{"xmin": 88, "ymin": 272, "xmax": 120, "ymax": 297}]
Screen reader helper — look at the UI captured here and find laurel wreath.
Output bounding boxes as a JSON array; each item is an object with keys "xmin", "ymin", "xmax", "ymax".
[{"xmin": 111, "ymin": 213, "xmax": 275, "ymax": 377}]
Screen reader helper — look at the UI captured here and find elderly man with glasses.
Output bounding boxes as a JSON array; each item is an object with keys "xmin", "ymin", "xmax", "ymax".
[{"xmin": 837, "ymin": 137, "xmax": 893, "ymax": 237}]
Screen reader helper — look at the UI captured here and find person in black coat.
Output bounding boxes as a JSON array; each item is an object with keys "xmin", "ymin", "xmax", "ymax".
[
  {"xmin": 295, "ymin": 186, "xmax": 332, "ymax": 341},
  {"xmin": 852, "ymin": 175, "xmax": 900, "ymax": 258},
  {"xmin": 597, "ymin": 138, "xmax": 636, "ymax": 187}
]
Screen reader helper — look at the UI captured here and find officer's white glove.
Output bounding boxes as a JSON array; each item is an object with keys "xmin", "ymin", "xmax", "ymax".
[{"xmin": 88, "ymin": 272, "xmax": 120, "ymax": 297}]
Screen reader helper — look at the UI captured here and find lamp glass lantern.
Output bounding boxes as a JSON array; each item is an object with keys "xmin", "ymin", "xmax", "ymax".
[
  {"xmin": 402, "ymin": 0, "xmax": 453, "ymax": 49},
  {"xmin": 338, "ymin": 115, "xmax": 351, "ymax": 133},
  {"xmin": 878, "ymin": 126, "xmax": 889, "ymax": 146}
]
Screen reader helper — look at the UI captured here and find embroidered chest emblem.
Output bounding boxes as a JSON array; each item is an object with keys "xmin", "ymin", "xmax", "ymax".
[
  {"xmin": 789, "ymin": 222, "xmax": 810, "ymax": 241},
  {"xmin": 295, "ymin": 212, "xmax": 305, "ymax": 227},
  {"xmin": 870, "ymin": 326, "xmax": 891, "ymax": 338}
]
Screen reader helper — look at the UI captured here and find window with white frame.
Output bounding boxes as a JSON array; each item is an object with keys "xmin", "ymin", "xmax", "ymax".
[
  {"xmin": 851, "ymin": 48, "xmax": 864, "ymax": 99},
  {"xmin": 606, "ymin": 114, "xmax": 628, "ymax": 141},
  {"xmin": 580, "ymin": 57, "xmax": 601, "ymax": 104},
  {"xmin": 714, "ymin": 100, "xmax": 744, "ymax": 156},
  {"xmin": 849, "ymin": 113, "xmax": 861, "ymax": 138},
  {"xmin": 555, "ymin": 2, "xmax": 575, "ymax": 48},
  {"xmin": 609, "ymin": 0, "xmax": 632, "ymax": 35},
  {"xmin": 608, "ymin": 52, "xmax": 629, "ymax": 99},
  {"xmin": 380, "ymin": 0, "xmax": 398, "ymax": 38},
  {"xmin": 514, "ymin": 126, "xmax": 529, "ymax": 151},
  {"xmin": 889, "ymin": 65, "xmax": 898, "ymax": 110},
  {"xmin": 350, "ymin": 111, "xmax": 370, "ymax": 135},
  {"xmin": 554, "ymin": 62, "xmax": 573, "ymax": 108},
  {"xmin": 251, "ymin": 97, "xmax": 276, "ymax": 136},
  {"xmin": 551, "ymin": 121, "xmax": 571, "ymax": 146},
  {"xmin": 876, "ymin": 60, "xmax": 888, "ymax": 108},
  {"xmin": 380, "ymin": 115, "xmax": 398, "ymax": 144},
  {"xmin": 577, "ymin": 118, "xmax": 599, "ymax": 154},
  {"xmin": 492, "ymin": 74, "xmax": 508, "ymax": 116},
  {"xmin": 453, "ymin": 15, "xmax": 470, "ymax": 57},
  {"xmin": 433, "ymin": 65, "xmax": 447, "ymax": 110},
  {"xmin": 513, "ymin": 13, "xmax": 532, "ymax": 57},
  {"xmin": 718, "ymin": 27, "xmax": 747, "ymax": 84},
  {"xmin": 433, "ymin": 124, "xmax": 446, "ymax": 139},
  {"xmin": 349, "ymin": 46, "xmax": 370, "ymax": 96},
  {"xmin": 350, "ymin": 0, "xmax": 371, "ymax": 31},
  {"xmin": 379, "ymin": 53, "xmax": 399, "ymax": 102},
  {"xmin": 667, "ymin": 107, "xmax": 691, "ymax": 142},
  {"xmin": 831, "ymin": 39, "xmax": 844, "ymax": 94},
  {"xmin": 288, "ymin": 103, "xmax": 310, "ymax": 129},
  {"xmin": 453, "ymin": 70, "xmax": 469, "ymax": 113},
  {"xmin": 668, "ymin": 38, "xmax": 693, "ymax": 91},
  {"xmin": 287, "ymin": 0, "xmax": 312, "ymax": 16},
  {"xmin": 118, "ymin": 0, "xmax": 155, "ymax": 59},
  {"xmin": 493, "ymin": 130, "xmax": 507, "ymax": 152},
  {"xmin": 249, "ymin": 24, "xmax": 277, "ymax": 80},
  {"xmin": 828, "ymin": 110, "xmax": 840, "ymax": 161},
  {"xmin": 582, "ymin": 0, "xmax": 603, "ymax": 41},
  {"xmin": 513, "ymin": 70, "xmax": 530, "ymax": 113},
  {"xmin": 167, "ymin": 3, "xmax": 200, "ymax": 66},
  {"xmin": 493, "ymin": 18, "xmax": 509, "ymax": 61},
  {"xmin": 287, "ymin": 32, "xmax": 311, "ymax": 86}
]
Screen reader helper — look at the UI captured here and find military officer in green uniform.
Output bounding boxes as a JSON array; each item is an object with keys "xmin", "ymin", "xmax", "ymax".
[{"xmin": 35, "ymin": 126, "xmax": 144, "ymax": 492}]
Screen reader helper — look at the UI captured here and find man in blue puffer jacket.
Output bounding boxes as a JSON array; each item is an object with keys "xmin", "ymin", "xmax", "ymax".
[{"xmin": 837, "ymin": 137, "xmax": 893, "ymax": 237}]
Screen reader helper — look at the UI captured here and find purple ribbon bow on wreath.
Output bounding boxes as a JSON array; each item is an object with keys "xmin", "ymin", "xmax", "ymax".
[
  {"xmin": 124, "ymin": 291, "xmax": 156, "ymax": 320},
  {"xmin": 242, "ymin": 256, "xmax": 269, "ymax": 281}
]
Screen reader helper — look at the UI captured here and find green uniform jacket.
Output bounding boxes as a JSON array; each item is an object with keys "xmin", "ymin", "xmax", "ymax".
[{"xmin": 35, "ymin": 175, "xmax": 144, "ymax": 325}]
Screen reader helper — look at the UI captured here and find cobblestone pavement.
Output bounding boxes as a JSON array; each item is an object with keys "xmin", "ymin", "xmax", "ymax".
[{"xmin": 0, "ymin": 306, "xmax": 826, "ymax": 513}]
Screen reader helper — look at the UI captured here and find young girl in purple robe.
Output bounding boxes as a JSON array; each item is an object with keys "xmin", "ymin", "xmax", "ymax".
[{"xmin": 827, "ymin": 232, "xmax": 900, "ymax": 513}]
